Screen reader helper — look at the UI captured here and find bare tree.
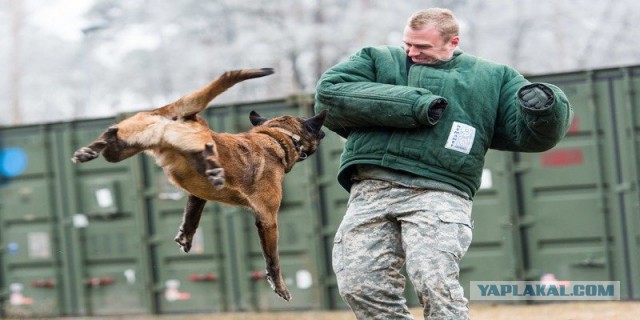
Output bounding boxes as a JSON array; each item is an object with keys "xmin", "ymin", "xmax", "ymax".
[{"xmin": 9, "ymin": 0, "xmax": 23, "ymax": 124}]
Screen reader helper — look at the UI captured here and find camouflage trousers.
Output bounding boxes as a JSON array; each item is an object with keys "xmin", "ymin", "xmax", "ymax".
[{"xmin": 333, "ymin": 179, "xmax": 473, "ymax": 320}]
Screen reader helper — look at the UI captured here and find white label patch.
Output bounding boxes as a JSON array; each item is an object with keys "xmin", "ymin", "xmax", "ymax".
[
  {"xmin": 445, "ymin": 121, "xmax": 476, "ymax": 154},
  {"xmin": 95, "ymin": 188, "xmax": 114, "ymax": 208}
]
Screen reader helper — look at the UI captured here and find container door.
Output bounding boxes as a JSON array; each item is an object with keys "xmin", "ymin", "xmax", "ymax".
[
  {"xmin": 0, "ymin": 126, "xmax": 63, "ymax": 318},
  {"xmin": 147, "ymin": 168, "xmax": 227, "ymax": 314},
  {"xmin": 461, "ymin": 150, "xmax": 522, "ymax": 297},
  {"xmin": 66, "ymin": 120, "xmax": 151, "ymax": 315},
  {"xmin": 518, "ymin": 71, "xmax": 624, "ymax": 292},
  {"xmin": 612, "ymin": 67, "xmax": 640, "ymax": 299}
]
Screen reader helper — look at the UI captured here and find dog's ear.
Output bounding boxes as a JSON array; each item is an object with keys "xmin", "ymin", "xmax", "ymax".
[
  {"xmin": 249, "ymin": 110, "xmax": 267, "ymax": 126},
  {"xmin": 303, "ymin": 110, "xmax": 328, "ymax": 134}
]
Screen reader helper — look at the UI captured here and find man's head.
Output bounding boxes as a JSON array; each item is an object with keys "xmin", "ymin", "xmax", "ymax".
[{"xmin": 403, "ymin": 8, "xmax": 459, "ymax": 65}]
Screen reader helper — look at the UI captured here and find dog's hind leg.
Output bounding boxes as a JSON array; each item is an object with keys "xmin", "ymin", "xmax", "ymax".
[
  {"xmin": 202, "ymin": 143, "xmax": 225, "ymax": 189},
  {"xmin": 174, "ymin": 194, "xmax": 207, "ymax": 253}
]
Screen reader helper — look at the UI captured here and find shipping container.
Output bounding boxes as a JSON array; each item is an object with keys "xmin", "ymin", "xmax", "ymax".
[
  {"xmin": 0, "ymin": 125, "xmax": 64, "ymax": 318},
  {"xmin": 520, "ymin": 66, "xmax": 640, "ymax": 299}
]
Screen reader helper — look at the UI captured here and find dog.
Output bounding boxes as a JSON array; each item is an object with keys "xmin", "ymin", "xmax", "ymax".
[{"xmin": 71, "ymin": 68, "xmax": 327, "ymax": 301}]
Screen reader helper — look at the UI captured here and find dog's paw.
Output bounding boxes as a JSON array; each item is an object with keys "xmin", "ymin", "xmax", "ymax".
[
  {"xmin": 206, "ymin": 168, "xmax": 225, "ymax": 190},
  {"xmin": 71, "ymin": 147, "xmax": 99, "ymax": 163},
  {"xmin": 266, "ymin": 270, "xmax": 292, "ymax": 301},
  {"xmin": 174, "ymin": 228, "xmax": 193, "ymax": 253}
]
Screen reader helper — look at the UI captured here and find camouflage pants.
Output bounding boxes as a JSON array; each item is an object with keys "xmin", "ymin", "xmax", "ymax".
[{"xmin": 333, "ymin": 179, "xmax": 473, "ymax": 320}]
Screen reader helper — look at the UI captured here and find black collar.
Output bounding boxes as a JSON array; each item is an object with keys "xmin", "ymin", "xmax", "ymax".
[{"xmin": 274, "ymin": 128, "xmax": 307, "ymax": 161}]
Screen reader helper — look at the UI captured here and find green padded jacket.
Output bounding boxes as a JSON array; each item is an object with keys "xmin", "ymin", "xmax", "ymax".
[{"xmin": 314, "ymin": 46, "xmax": 574, "ymax": 198}]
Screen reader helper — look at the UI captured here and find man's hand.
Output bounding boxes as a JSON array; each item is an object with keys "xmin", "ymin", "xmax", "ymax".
[{"xmin": 519, "ymin": 84, "xmax": 554, "ymax": 110}]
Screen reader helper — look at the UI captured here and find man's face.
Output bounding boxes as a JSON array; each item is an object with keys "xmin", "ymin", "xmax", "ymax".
[{"xmin": 403, "ymin": 24, "xmax": 458, "ymax": 64}]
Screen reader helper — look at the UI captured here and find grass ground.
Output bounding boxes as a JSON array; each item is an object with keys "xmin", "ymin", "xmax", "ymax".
[{"xmin": 40, "ymin": 301, "xmax": 638, "ymax": 320}]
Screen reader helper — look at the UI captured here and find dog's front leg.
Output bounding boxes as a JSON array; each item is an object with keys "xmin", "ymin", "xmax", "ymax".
[
  {"xmin": 71, "ymin": 127, "xmax": 143, "ymax": 163},
  {"xmin": 255, "ymin": 214, "xmax": 291, "ymax": 301},
  {"xmin": 71, "ymin": 127, "xmax": 117, "ymax": 163},
  {"xmin": 174, "ymin": 194, "xmax": 207, "ymax": 253}
]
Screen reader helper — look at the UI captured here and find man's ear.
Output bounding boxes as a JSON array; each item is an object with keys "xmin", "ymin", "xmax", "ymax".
[
  {"xmin": 303, "ymin": 110, "xmax": 328, "ymax": 133},
  {"xmin": 249, "ymin": 110, "xmax": 267, "ymax": 126},
  {"xmin": 450, "ymin": 35, "xmax": 460, "ymax": 47}
]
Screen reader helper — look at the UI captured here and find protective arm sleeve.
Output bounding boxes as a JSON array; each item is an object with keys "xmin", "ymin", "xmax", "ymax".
[
  {"xmin": 314, "ymin": 49, "xmax": 448, "ymax": 138},
  {"xmin": 491, "ymin": 71, "xmax": 574, "ymax": 152}
]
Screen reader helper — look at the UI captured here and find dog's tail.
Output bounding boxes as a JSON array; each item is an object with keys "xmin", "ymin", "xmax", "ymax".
[{"xmin": 169, "ymin": 68, "xmax": 274, "ymax": 117}]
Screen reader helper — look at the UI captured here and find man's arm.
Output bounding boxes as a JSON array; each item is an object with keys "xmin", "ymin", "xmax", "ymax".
[
  {"xmin": 491, "ymin": 69, "xmax": 574, "ymax": 152},
  {"xmin": 314, "ymin": 47, "xmax": 448, "ymax": 137}
]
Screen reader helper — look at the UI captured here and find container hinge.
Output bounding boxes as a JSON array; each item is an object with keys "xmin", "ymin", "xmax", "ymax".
[
  {"xmin": 146, "ymin": 235, "xmax": 163, "ymax": 245},
  {"xmin": 513, "ymin": 162, "xmax": 531, "ymax": 174},
  {"xmin": 524, "ymin": 269, "xmax": 542, "ymax": 280},
  {"xmin": 517, "ymin": 215, "xmax": 536, "ymax": 228},
  {"xmin": 459, "ymin": 265, "xmax": 475, "ymax": 273},
  {"xmin": 615, "ymin": 182, "xmax": 634, "ymax": 193},
  {"xmin": 152, "ymin": 284, "xmax": 165, "ymax": 293}
]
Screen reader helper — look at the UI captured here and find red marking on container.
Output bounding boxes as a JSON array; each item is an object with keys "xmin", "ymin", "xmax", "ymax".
[
  {"xmin": 85, "ymin": 277, "xmax": 115, "ymax": 287},
  {"xmin": 250, "ymin": 271, "xmax": 267, "ymax": 280},
  {"xmin": 541, "ymin": 149, "xmax": 584, "ymax": 167},
  {"xmin": 188, "ymin": 273, "xmax": 217, "ymax": 282},
  {"xmin": 31, "ymin": 279, "xmax": 55, "ymax": 288}
]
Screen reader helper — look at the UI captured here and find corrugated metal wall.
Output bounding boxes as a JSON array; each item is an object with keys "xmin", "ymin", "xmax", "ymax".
[{"xmin": 0, "ymin": 65, "xmax": 638, "ymax": 317}]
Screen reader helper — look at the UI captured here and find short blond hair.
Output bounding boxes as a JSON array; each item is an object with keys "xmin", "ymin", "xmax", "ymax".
[{"xmin": 407, "ymin": 8, "xmax": 459, "ymax": 42}]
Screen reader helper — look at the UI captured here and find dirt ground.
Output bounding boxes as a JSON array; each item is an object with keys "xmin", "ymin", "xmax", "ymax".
[{"xmin": 43, "ymin": 301, "xmax": 639, "ymax": 320}]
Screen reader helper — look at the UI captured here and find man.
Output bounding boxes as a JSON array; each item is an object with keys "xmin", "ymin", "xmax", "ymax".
[{"xmin": 314, "ymin": 8, "xmax": 573, "ymax": 320}]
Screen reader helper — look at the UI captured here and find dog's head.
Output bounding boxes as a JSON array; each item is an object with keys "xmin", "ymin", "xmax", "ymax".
[{"xmin": 249, "ymin": 110, "xmax": 328, "ymax": 162}]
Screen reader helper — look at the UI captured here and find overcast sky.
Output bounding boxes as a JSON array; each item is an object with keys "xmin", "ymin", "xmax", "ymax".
[{"xmin": 28, "ymin": 0, "xmax": 93, "ymax": 42}]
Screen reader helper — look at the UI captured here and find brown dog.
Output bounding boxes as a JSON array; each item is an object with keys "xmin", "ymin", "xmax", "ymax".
[{"xmin": 71, "ymin": 68, "xmax": 327, "ymax": 301}]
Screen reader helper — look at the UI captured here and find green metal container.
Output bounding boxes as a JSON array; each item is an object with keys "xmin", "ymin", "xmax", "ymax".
[
  {"xmin": 459, "ymin": 149, "xmax": 524, "ymax": 299},
  {"xmin": 0, "ymin": 119, "xmax": 156, "ymax": 317},
  {"xmin": 0, "ymin": 125, "xmax": 63, "ymax": 318},
  {"xmin": 518, "ymin": 67, "xmax": 640, "ymax": 299},
  {"xmin": 143, "ymin": 166, "xmax": 227, "ymax": 314},
  {"xmin": 61, "ymin": 119, "xmax": 154, "ymax": 316}
]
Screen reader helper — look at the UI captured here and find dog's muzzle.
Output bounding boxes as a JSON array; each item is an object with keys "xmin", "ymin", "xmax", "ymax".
[{"xmin": 292, "ymin": 135, "xmax": 308, "ymax": 161}]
